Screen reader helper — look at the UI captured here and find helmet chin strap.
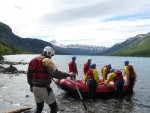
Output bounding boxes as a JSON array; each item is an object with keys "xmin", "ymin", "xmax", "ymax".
[{"xmin": 45, "ymin": 52, "xmax": 52, "ymax": 58}]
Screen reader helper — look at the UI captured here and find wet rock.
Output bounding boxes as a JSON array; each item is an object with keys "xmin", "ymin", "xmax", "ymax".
[
  {"xmin": 26, "ymin": 95, "xmax": 29, "ymax": 97},
  {"xmin": 0, "ymin": 60, "xmax": 28, "ymax": 65},
  {"xmin": 0, "ymin": 61, "xmax": 27, "ymax": 74},
  {"xmin": 0, "ymin": 65, "xmax": 5, "ymax": 73},
  {"xmin": 3, "ymin": 64, "xmax": 18, "ymax": 73}
]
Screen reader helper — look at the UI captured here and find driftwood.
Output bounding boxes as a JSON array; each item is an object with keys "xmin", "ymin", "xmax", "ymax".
[{"xmin": 7, "ymin": 107, "xmax": 32, "ymax": 113}]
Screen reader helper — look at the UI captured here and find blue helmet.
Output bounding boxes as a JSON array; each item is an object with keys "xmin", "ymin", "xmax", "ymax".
[
  {"xmin": 107, "ymin": 64, "xmax": 111, "ymax": 67},
  {"xmin": 124, "ymin": 60, "xmax": 129, "ymax": 65},
  {"xmin": 72, "ymin": 56, "xmax": 76, "ymax": 60},
  {"xmin": 90, "ymin": 63, "xmax": 96, "ymax": 68},
  {"xmin": 110, "ymin": 69, "xmax": 115, "ymax": 73}
]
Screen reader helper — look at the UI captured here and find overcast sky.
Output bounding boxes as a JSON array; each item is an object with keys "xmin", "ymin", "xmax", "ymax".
[{"xmin": 0, "ymin": 0, "xmax": 150, "ymax": 47}]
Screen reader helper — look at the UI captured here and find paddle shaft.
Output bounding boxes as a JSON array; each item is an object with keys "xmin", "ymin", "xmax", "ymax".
[
  {"xmin": 72, "ymin": 77, "xmax": 87, "ymax": 111},
  {"xmin": 51, "ymin": 78, "xmax": 59, "ymax": 88}
]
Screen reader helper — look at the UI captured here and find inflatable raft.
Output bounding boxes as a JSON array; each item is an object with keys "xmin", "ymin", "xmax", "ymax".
[{"xmin": 57, "ymin": 76, "xmax": 129, "ymax": 96}]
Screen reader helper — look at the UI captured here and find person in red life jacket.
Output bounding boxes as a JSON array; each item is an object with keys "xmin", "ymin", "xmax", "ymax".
[
  {"xmin": 124, "ymin": 60, "xmax": 137, "ymax": 94},
  {"xmin": 101, "ymin": 64, "xmax": 112, "ymax": 81},
  {"xmin": 68, "ymin": 56, "xmax": 78, "ymax": 80},
  {"xmin": 104, "ymin": 69, "xmax": 124, "ymax": 98},
  {"xmin": 84, "ymin": 63, "xmax": 99, "ymax": 101},
  {"xmin": 27, "ymin": 46, "xmax": 74, "ymax": 113},
  {"xmin": 83, "ymin": 57, "xmax": 92, "ymax": 75}
]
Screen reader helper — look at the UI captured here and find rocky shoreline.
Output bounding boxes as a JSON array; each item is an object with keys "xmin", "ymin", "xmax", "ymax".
[{"xmin": 0, "ymin": 60, "xmax": 28, "ymax": 74}]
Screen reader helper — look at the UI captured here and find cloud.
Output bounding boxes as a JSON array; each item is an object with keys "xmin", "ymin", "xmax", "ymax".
[
  {"xmin": 40, "ymin": 0, "xmax": 150, "ymax": 24},
  {"xmin": 0, "ymin": 0, "xmax": 150, "ymax": 47}
]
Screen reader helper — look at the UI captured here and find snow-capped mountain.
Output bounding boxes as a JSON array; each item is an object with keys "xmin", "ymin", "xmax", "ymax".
[{"xmin": 50, "ymin": 40, "xmax": 108, "ymax": 55}]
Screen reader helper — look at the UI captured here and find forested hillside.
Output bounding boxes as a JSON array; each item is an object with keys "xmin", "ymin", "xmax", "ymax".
[{"xmin": 100, "ymin": 33, "xmax": 150, "ymax": 57}]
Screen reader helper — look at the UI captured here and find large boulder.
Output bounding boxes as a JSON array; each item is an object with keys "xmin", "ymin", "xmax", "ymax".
[{"xmin": 3, "ymin": 64, "xmax": 18, "ymax": 73}]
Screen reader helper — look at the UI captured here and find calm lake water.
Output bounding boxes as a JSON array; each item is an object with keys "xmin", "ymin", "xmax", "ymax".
[{"xmin": 0, "ymin": 54, "xmax": 150, "ymax": 113}]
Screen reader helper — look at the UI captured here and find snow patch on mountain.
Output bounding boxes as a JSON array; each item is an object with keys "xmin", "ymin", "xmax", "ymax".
[{"xmin": 50, "ymin": 40, "xmax": 108, "ymax": 55}]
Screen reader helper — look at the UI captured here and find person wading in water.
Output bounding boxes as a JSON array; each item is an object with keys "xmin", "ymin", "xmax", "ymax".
[{"xmin": 27, "ymin": 46, "xmax": 75, "ymax": 113}]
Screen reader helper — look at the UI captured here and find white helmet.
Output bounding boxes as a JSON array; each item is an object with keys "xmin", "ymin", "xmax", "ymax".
[
  {"xmin": 87, "ymin": 57, "xmax": 92, "ymax": 61},
  {"xmin": 43, "ymin": 46, "xmax": 55, "ymax": 57}
]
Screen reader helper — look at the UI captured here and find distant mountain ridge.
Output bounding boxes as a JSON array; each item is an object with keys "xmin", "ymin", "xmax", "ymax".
[
  {"xmin": 100, "ymin": 33, "xmax": 150, "ymax": 56},
  {"xmin": 0, "ymin": 22, "xmax": 150, "ymax": 56},
  {"xmin": 50, "ymin": 40, "xmax": 108, "ymax": 55},
  {"xmin": 0, "ymin": 22, "xmax": 107, "ymax": 55}
]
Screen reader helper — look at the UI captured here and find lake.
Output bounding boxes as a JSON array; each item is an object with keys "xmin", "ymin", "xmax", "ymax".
[{"xmin": 0, "ymin": 54, "xmax": 150, "ymax": 113}]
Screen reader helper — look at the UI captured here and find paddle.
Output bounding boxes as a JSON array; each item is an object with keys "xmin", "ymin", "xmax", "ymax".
[
  {"xmin": 51, "ymin": 78, "xmax": 60, "ymax": 88},
  {"xmin": 72, "ymin": 77, "xmax": 88, "ymax": 112}
]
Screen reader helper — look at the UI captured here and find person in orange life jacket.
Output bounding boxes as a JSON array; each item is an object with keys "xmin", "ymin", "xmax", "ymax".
[
  {"xmin": 124, "ymin": 60, "xmax": 137, "ymax": 94},
  {"xmin": 101, "ymin": 64, "xmax": 112, "ymax": 81},
  {"xmin": 68, "ymin": 56, "xmax": 78, "ymax": 80},
  {"xmin": 104, "ymin": 69, "xmax": 124, "ymax": 98},
  {"xmin": 27, "ymin": 46, "xmax": 75, "ymax": 113},
  {"xmin": 83, "ymin": 57, "xmax": 92, "ymax": 75},
  {"xmin": 84, "ymin": 63, "xmax": 99, "ymax": 101}
]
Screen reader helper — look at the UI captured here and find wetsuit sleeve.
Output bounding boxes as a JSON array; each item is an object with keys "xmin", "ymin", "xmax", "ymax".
[
  {"xmin": 84, "ymin": 74, "xmax": 88, "ymax": 84},
  {"xmin": 102, "ymin": 67, "xmax": 107, "ymax": 80},
  {"xmin": 47, "ymin": 68, "xmax": 70, "ymax": 79},
  {"xmin": 42, "ymin": 58, "xmax": 70, "ymax": 79},
  {"xmin": 125, "ymin": 66, "xmax": 129, "ymax": 80},
  {"xmin": 105, "ymin": 73, "xmax": 115, "ymax": 84},
  {"xmin": 43, "ymin": 58, "xmax": 57, "ymax": 68},
  {"xmin": 93, "ymin": 69, "xmax": 99, "ymax": 83}
]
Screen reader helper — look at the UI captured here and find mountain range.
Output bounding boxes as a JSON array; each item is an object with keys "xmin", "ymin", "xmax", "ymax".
[
  {"xmin": 0, "ymin": 22, "xmax": 150, "ymax": 56},
  {"xmin": 100, "ymin": 33, "xmax": 150, "ymax": 56},
  {"xmin": 50, "ymin": 39, "xmax": 107, "ymax": 55}
]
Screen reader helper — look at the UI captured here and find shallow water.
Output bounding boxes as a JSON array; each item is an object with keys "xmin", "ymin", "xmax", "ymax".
[{"xmin": 0, "ymin": 54, "xmax": 150, "ymax": 113}]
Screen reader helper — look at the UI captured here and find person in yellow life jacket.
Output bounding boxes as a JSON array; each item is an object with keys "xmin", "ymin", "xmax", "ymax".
[
  {"xmin": 68, "ymin": 56, "xmax": 78, "ymax": 80},
  {"xmin": 101, "ymin": 64, "xmax": 112, "ymax": 81},
  {"xmin": 84, "ymin": 63, "xmax": 99, "ymax": 101},
  {"xmin": 27, "ymin": 46, "xmax": 75, "ymax": 113},
  {"xmin": 124, "ymin": 60, "xmax": 137, "ymax": 94},
  {"xmin": 83, "ymin": 57, "xmax": 92, "ymax": 75},
  {"xmin": 104, "ymin": 69, "xmax": 124, "ymax": 98}
]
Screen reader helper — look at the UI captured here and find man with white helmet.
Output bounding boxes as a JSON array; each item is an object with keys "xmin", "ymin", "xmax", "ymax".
[{"xmin": 27, "ymin": 46, "xmax": 74, "ymax": 113}]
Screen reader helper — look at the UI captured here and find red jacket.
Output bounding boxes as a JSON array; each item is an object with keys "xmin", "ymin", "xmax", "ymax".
[
  {"xmin": 83, "ymin": 62, "xmax": 91, "ymax": 74},
  {"xmin": 68, "ymin": 61, "xmax": 78, "ymax": 73}
]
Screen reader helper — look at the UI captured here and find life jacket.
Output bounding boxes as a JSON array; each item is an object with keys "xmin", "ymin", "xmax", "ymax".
[
  {"xmin": 69, "ymin": 61, "xmax": 77, "ymax": 72},
  {"xmin": 84, "ymin": 62, "xmax": 91, "ymax": 74},
  {"xmin": 127, "ymin": 65, "xmax": 134, "ymax": 76},
  {"xmin": 29, "ymin": 56, "xmax": 51, "ymax": 79},
  {"xmin": 87, "ymin": 68, "xmax": 94, "ymax": 79},
  {"xmin": 113, "ymin": 70, "xmax": 123, "ymax": 82},
  {"xmin": 101, "ymin": 65, "xmax": 110, "ymax": 74}
]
